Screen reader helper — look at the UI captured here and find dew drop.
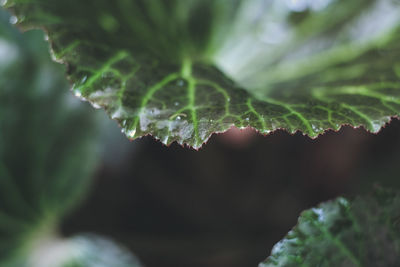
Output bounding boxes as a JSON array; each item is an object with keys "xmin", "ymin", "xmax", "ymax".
[
  {"xmin": 176, "ymin": 116, "xmax": 181, "ymax": 120},
  {"xmin": 92, "ymin": 103, "xmax": 101, "ymax": 109},
  {"xmin": 9, "ymin": 16, "xmax": 18, "ymax": 25},
  {"xmin": 177, "ymin": 79, "xmax": 185, "ymax": 86},
  {"xmin": 126, "ymin": 129, "xmax": 136, "ymax": 138},
  {"xmin": 312, "ymin": 207, "xmax": 326, "ymax": 222},
  {"xmin": 338, "ymin": 198, "xmax": 349, "ymax": 206},
  {"xmin": 74, "ymin": 91, "xmax": 82, "ymax": 98}
]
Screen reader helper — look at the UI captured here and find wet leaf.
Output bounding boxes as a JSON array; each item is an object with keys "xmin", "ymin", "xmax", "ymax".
[
  {"xmin": 260, "ymin": 188, "xmax": 400, "ymax": 267},
  {"xmin": 4, "ymin": 0, "xmax": 400, "ymax": 148}
]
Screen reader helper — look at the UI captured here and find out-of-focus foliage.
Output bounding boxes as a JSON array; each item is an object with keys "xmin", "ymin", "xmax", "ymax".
[
  {"xmin": 260, "ymin": 188, "xmax": 400, "ymax": 267},
  {"xmin": 5, "ymin": 0, "xmax": 400, "ymax": 148},
  {"xmin": 0, "ymin": 9, "xmax": 141, "ymax": 267},
  {"xmin": 28, "ymin": 234, "xmax": 142, "ymax": 267}
]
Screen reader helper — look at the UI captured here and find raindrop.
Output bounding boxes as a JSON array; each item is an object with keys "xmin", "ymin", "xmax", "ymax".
[{"xmin": 9, "ymin": 16, "xmax": 18, "ymax": 25}]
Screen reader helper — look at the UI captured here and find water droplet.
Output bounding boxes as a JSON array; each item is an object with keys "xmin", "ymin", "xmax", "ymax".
[
  {"xmin": 245, "ymin": 117, "xmax": 250, "ymax": 121},
  {"xmin": 371, "ymin": 121, "xmax": 382, "ymax": 132},
  {"xmin": 177, "ymin": 79, "xmax": 185, "ymax": 86},
  {"xmin": 9, "ymin": 16, "xmax": 18, "ymax": 25},
  {"xmin": 74, "ymin": 91, "xmax": 82, "ymax": 98},
  {"xmin": 126, "ymin": 129, "xmax": 136, "ymax": 138},
  {"xmin": 312, "ymin": 207, "xmax": 325, "ymax": 222},
  {"xmin": 312, "ymin": 125, "xmax": 318, "ymax": 131},
  {"xmin": 174, "ymin": 102, "xmax": 179, "ymax": 106},
  {"xmin": 338, "ymin": 198, "xmax": 349, "ymax": 207},
  {"xmin": 227, "ymin": 97, "xmax": 231, "ymax": 102},
  {"xmin": 81, "ymin": 76, "xmax": 87, "ymax": 83},
  {"xmin": 44, "ymin": 35, "xmax": 49, "ymax": 41},
  {"xmin": 176, "ymin": 116, "xmax": 181, "ymax": 120},
  {"xmin": 92, "ymin": 103, "xmax": 101, "ymax": 109}
]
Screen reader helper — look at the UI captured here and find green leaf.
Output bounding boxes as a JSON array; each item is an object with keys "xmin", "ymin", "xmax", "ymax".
[
  {"xmin": 0, "ymin": 9, "xmax": 99, "ymax": 265},
  {"xmin": 5, "ymin": 0, "xmax": 400, "ymax": 148},
  {"xmin": 28, "ymin": 234, "xmax": 142, "ymax": 267},
  {"xmin": 260, "ymin": 188, "xmax": 400, "ymax": 267}
]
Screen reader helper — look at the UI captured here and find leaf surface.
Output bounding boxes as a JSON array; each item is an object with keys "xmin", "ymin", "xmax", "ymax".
[
  {"xmin": 5, "ymin": 0, "xmax": 400, "ymax": 148},
  {"xmin": 260, "ymin": 188, "xmax": 400, "ymax": 267}
]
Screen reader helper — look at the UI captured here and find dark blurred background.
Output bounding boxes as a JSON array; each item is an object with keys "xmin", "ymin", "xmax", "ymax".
[{"xmin": 61, "ymin": 113, "xmax": 400, "ymax": 267}]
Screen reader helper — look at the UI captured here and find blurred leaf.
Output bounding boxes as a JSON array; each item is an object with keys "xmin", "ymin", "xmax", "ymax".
[
  {"xmin": 260, "ymin": 188, "xmax": 400, "ymax": 267},
  {"xmin": 4, "ymin": 0, "xmax": 400, "ymax": 148},
  {"xmin": 28, "ymin": 234, "xmax": 142, "ymax": 267},
  {"xmin": 0, "ymin": 9, "xmax": 100, "ymax": 265}
]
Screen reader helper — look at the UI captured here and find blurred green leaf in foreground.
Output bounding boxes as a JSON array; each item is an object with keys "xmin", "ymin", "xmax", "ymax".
[{"xmin": 0, "ymin": 8, "xmax": 141, "ymax": 267}]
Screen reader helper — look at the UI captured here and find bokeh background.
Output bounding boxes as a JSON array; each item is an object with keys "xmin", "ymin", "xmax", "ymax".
[{"xmin": 62, "ymin": 114, "xmax": 400, "ymax": 267}]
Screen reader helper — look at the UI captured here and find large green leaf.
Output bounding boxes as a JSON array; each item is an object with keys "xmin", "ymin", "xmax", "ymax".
[
  {"xmin": 260, "ymin": 188, "xmax": 400, "ymax": 267},
  {"xmin": 5, "ymin": 0, "xmax": 400, "ymax": 148},
  {"xmin": 0, "ymin": 9, "xmax": 102, "ymax": 266}
]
